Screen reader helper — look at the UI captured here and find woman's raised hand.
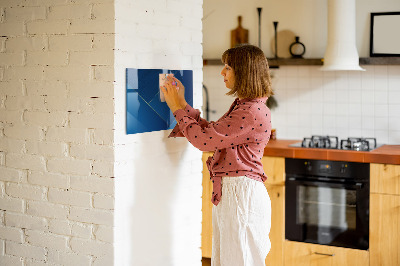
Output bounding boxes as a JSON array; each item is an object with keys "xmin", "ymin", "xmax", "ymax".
[
  {"xmin": 169, "ymin": 76, "xmax": 187, "ymax": 108},
  {"xmin": 160, "ymin": 76, "xmax": 184, "ymax": 113}
]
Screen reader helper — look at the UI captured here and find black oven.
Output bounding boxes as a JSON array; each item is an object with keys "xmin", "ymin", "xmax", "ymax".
[{"xmin": 285, "ymin": 158, "xmax": 369, "ymax": 250}]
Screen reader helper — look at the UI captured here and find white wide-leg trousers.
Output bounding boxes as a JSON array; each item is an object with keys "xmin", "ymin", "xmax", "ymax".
[{"xmin": 211, "ymin": 176, "xmax": 271, "ymax": 266}]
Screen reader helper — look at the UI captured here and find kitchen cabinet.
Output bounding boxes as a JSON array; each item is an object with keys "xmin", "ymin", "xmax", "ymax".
[
  {"xmin": 370, "ymin": 163, "xmax": 400, "ymax": 266},
  {"xmin": 261, "ymin": 156, "xmax": 285, "ymax": 186},
  {"xmin": 284, "ymin": 241, "xmax": 369, "ymax": 266},
  {"xmin": 201, "ymin": 153, "xmax": 286, "ymax": 266},
  {"xmin": 261, "ymin": 156, "xmax": 285, "ymax": 266},
  {"xmin": 370, "ymin": 193, "xmax": 400, "ymax": 266},
  {"xmin": 202, "ymin": 152, "xmax": 213, "ymax": 258},
  {"xmin": 264, "ymin": 184, "xmax": 284, "ymax": 265},
  {"xmin": 370, "ymin": 163, "xmax": 400, "ymax": 195}
]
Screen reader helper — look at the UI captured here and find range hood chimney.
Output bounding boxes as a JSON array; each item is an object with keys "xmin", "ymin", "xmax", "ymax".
[{"xmin": 320, "ymin": 0, "xmax": 365, "ymax": 71}]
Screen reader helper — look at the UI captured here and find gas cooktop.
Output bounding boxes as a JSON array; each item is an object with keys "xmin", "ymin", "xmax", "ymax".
[{"xmin": 289, "ymin": 135, "xmax": 383, "ymax": 151}]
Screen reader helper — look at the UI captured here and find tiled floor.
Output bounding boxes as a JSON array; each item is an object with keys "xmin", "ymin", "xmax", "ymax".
[{"xmin": 202, "ymin": 257, "xmax": 211, "ymax": 266}]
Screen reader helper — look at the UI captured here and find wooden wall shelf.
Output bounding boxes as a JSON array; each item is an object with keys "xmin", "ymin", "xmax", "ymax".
[
  {"xmin": 203, "ymin": 57, "xmax": 400, "ymax": 67},
  {"xmin": 203, "ymin": 58, "xmax": 323, "ymax": 67},
  {"xmin": 268, "ymin": 58, "xmax": 323, "ymax": 67},
  {"xmin": 359, "ymin": 57, "xmax": 400, "ymax": 65}
]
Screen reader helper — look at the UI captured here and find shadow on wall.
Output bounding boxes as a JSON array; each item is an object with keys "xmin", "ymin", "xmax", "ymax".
[{"xmin": 127, "ymin": 131, "xmax": 191, "ymax": 265}]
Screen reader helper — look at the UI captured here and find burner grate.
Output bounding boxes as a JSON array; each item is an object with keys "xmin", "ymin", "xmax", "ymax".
[
  {"xmin": 301, "ymin": 135, "xmax": 339, "ymax": 149},
  {"xmin": 296, "ymin": 136, "xmax": 378, "ymax": 151},
  {"xmin": 340, "ymin": 137, "xmax": 377, "ymax": 151}
]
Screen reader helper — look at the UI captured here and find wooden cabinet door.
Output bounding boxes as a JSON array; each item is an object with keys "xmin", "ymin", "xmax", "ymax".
[
  {"xmin": 202, "ymin": 152, "xmax": 213, "ymax": 258},
  {"xmin": 262, "ymin": 156, "xmax": 285, "ymax": 186},
  {"xmin": 370, "ymin": 193, "xmax": 400, "ymax": 266},
  {"xmin": 284, "ymin": 241, "xmax": 369, "ymax": 266},
  {"xmin": 370, "ymin": 163, "xmax": 400, "ymax": 195},
  {"xmin": 264, "ymin": 184, "xmax": 284, "ymax": 266},
  {"xmin": 262, "ymin": 156, "xmax": 285, "ymax": 265}
]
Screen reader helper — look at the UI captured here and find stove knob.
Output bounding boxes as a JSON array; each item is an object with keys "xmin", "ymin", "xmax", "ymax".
[
  {"xmin": 305, "ymin": 162, "xmax": 312, "ymax": 171},
  {"xmin": 340, "ymin": 164, "xmax": 347, "ymax": 174}
]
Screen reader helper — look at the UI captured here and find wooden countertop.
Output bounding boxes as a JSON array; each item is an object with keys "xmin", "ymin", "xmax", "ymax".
[{"xmin": 263, "ymin": 139, "xmax": 400, "ymax": 165}]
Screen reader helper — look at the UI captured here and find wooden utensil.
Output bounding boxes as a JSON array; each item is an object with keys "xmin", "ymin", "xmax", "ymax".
[{"xmin": 231, "ymin": 16, "xmax": 249, "ymax": 48}]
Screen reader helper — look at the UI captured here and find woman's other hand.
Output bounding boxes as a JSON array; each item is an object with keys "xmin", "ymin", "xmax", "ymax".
[
  {"xmin": 160, "ymin": 77, "xmax": 184, "ymax": 113},
  {"xmin": 170, "ymin": 76, "xmax": 187, "ymax": 108}
]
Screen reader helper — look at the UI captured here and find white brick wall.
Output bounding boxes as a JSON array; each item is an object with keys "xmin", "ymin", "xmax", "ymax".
[
  {"xmin": 27, "ymin": 200, "xmax": 69, "ymax": 220},
  {"xmin": 6, "ymin": 241, "xmax": 47, "ymax": 261},
  {"xmin": 47, "ymin": 250, "xmax": 92, "ymax": 266},
  {"xmin": 5, "ymin": 213, "xmax": 48, "ymax": 231},
  {"xmin": 1, "ymin": 0, "xmax": 204, "ymax": 265},
  {"xmin": 0, "ymin": 225, "xmax": 24, "ymax": 243},
  {"xmin": 114, "ymin": 0, "xmax": 203, "ymax": 265},
  {"xmin": 0, "ymin": 0, "xmax": 115, "ymax": 265},
  {"xmin": 25, "ymin": 230, "xmax": 69, "ymax": 251}
]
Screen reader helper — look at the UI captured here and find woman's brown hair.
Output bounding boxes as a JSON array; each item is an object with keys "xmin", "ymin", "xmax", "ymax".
[{"xmin": 221, "ymin": 44, "xmax": 273, "ymax": 99}]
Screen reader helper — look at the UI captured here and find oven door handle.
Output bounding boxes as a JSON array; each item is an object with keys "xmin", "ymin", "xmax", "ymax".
[{"xmin": 287, "ymin": 177, "xmax": 364, "ymax": 189}]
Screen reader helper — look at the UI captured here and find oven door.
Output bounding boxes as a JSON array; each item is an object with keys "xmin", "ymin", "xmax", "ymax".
[{"xmin": 285, "ymin": 177, "xmax": 369, "ymax": 250}]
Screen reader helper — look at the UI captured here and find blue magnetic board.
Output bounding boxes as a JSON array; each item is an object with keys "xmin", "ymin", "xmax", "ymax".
[{"xmin": 126, "ymin": 68, "xmax": 193, "ymax": 135}]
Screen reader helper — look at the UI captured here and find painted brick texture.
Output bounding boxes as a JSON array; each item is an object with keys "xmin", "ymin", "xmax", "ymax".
[
  {"xmin": 1, "ymin": 0, "xmax": 204, "ymax": 265},
  {"xmin": 0, "ymin": 0, "xmax": 115, "ymax": 265}
]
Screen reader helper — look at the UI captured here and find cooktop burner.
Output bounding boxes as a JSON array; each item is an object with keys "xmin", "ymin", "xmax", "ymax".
[
  {"xmin": 340, "ymin": 137, "xmax": 377, "ymax": 151},
  {"xmin": 290, "ymin": 136, "xmax": 381, "ymax": 151},
  {"xmin": 301, "ymin": 135, "xmax": 339, "ymax": 149}
]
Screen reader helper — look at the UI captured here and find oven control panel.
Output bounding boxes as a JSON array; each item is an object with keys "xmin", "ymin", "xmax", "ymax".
[
  {"xmin": 318, "ymin": 162, "xmax": 331, "ymax": 173},
  {"xmin": 286, "ymin": 158, "xmax": 369, "ymax": 180}
]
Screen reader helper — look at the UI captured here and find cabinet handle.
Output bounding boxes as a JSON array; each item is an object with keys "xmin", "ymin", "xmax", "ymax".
[{"xmin": 314, "ymin": 252, "xmax": 335, "ymax": 257}]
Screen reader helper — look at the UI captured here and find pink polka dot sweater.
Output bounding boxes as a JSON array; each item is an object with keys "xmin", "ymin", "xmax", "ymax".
[{"xmin": 168, "ymin": 97, "xmax": 272, "ymax": 206}]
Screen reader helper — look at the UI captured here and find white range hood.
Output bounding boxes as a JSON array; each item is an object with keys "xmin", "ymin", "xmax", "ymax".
[{"xmin": 320, "ymin": 0, "xmax": 365, "ymax": 71}]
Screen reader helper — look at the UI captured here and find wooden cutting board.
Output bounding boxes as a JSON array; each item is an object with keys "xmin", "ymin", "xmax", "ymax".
[{"xmin": 231, "ymin": 16, "xmax": 249, "ymax": 48}]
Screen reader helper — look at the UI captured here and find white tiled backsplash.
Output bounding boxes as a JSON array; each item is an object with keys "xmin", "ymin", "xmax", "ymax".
[{"xmin": 203, "ymin": 65, "xmax": 400, "ymax": 144}]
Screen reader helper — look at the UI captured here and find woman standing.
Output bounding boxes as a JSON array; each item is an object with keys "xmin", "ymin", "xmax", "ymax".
[{"xmin": 161, "ymin": 44, "xmax": 273, "ymax": 266}]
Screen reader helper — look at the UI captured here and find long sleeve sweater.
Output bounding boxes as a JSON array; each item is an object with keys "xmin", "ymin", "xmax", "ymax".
[{"xmin": 168, "ymin": 97, "xmax": 271, "ymax": 205}]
